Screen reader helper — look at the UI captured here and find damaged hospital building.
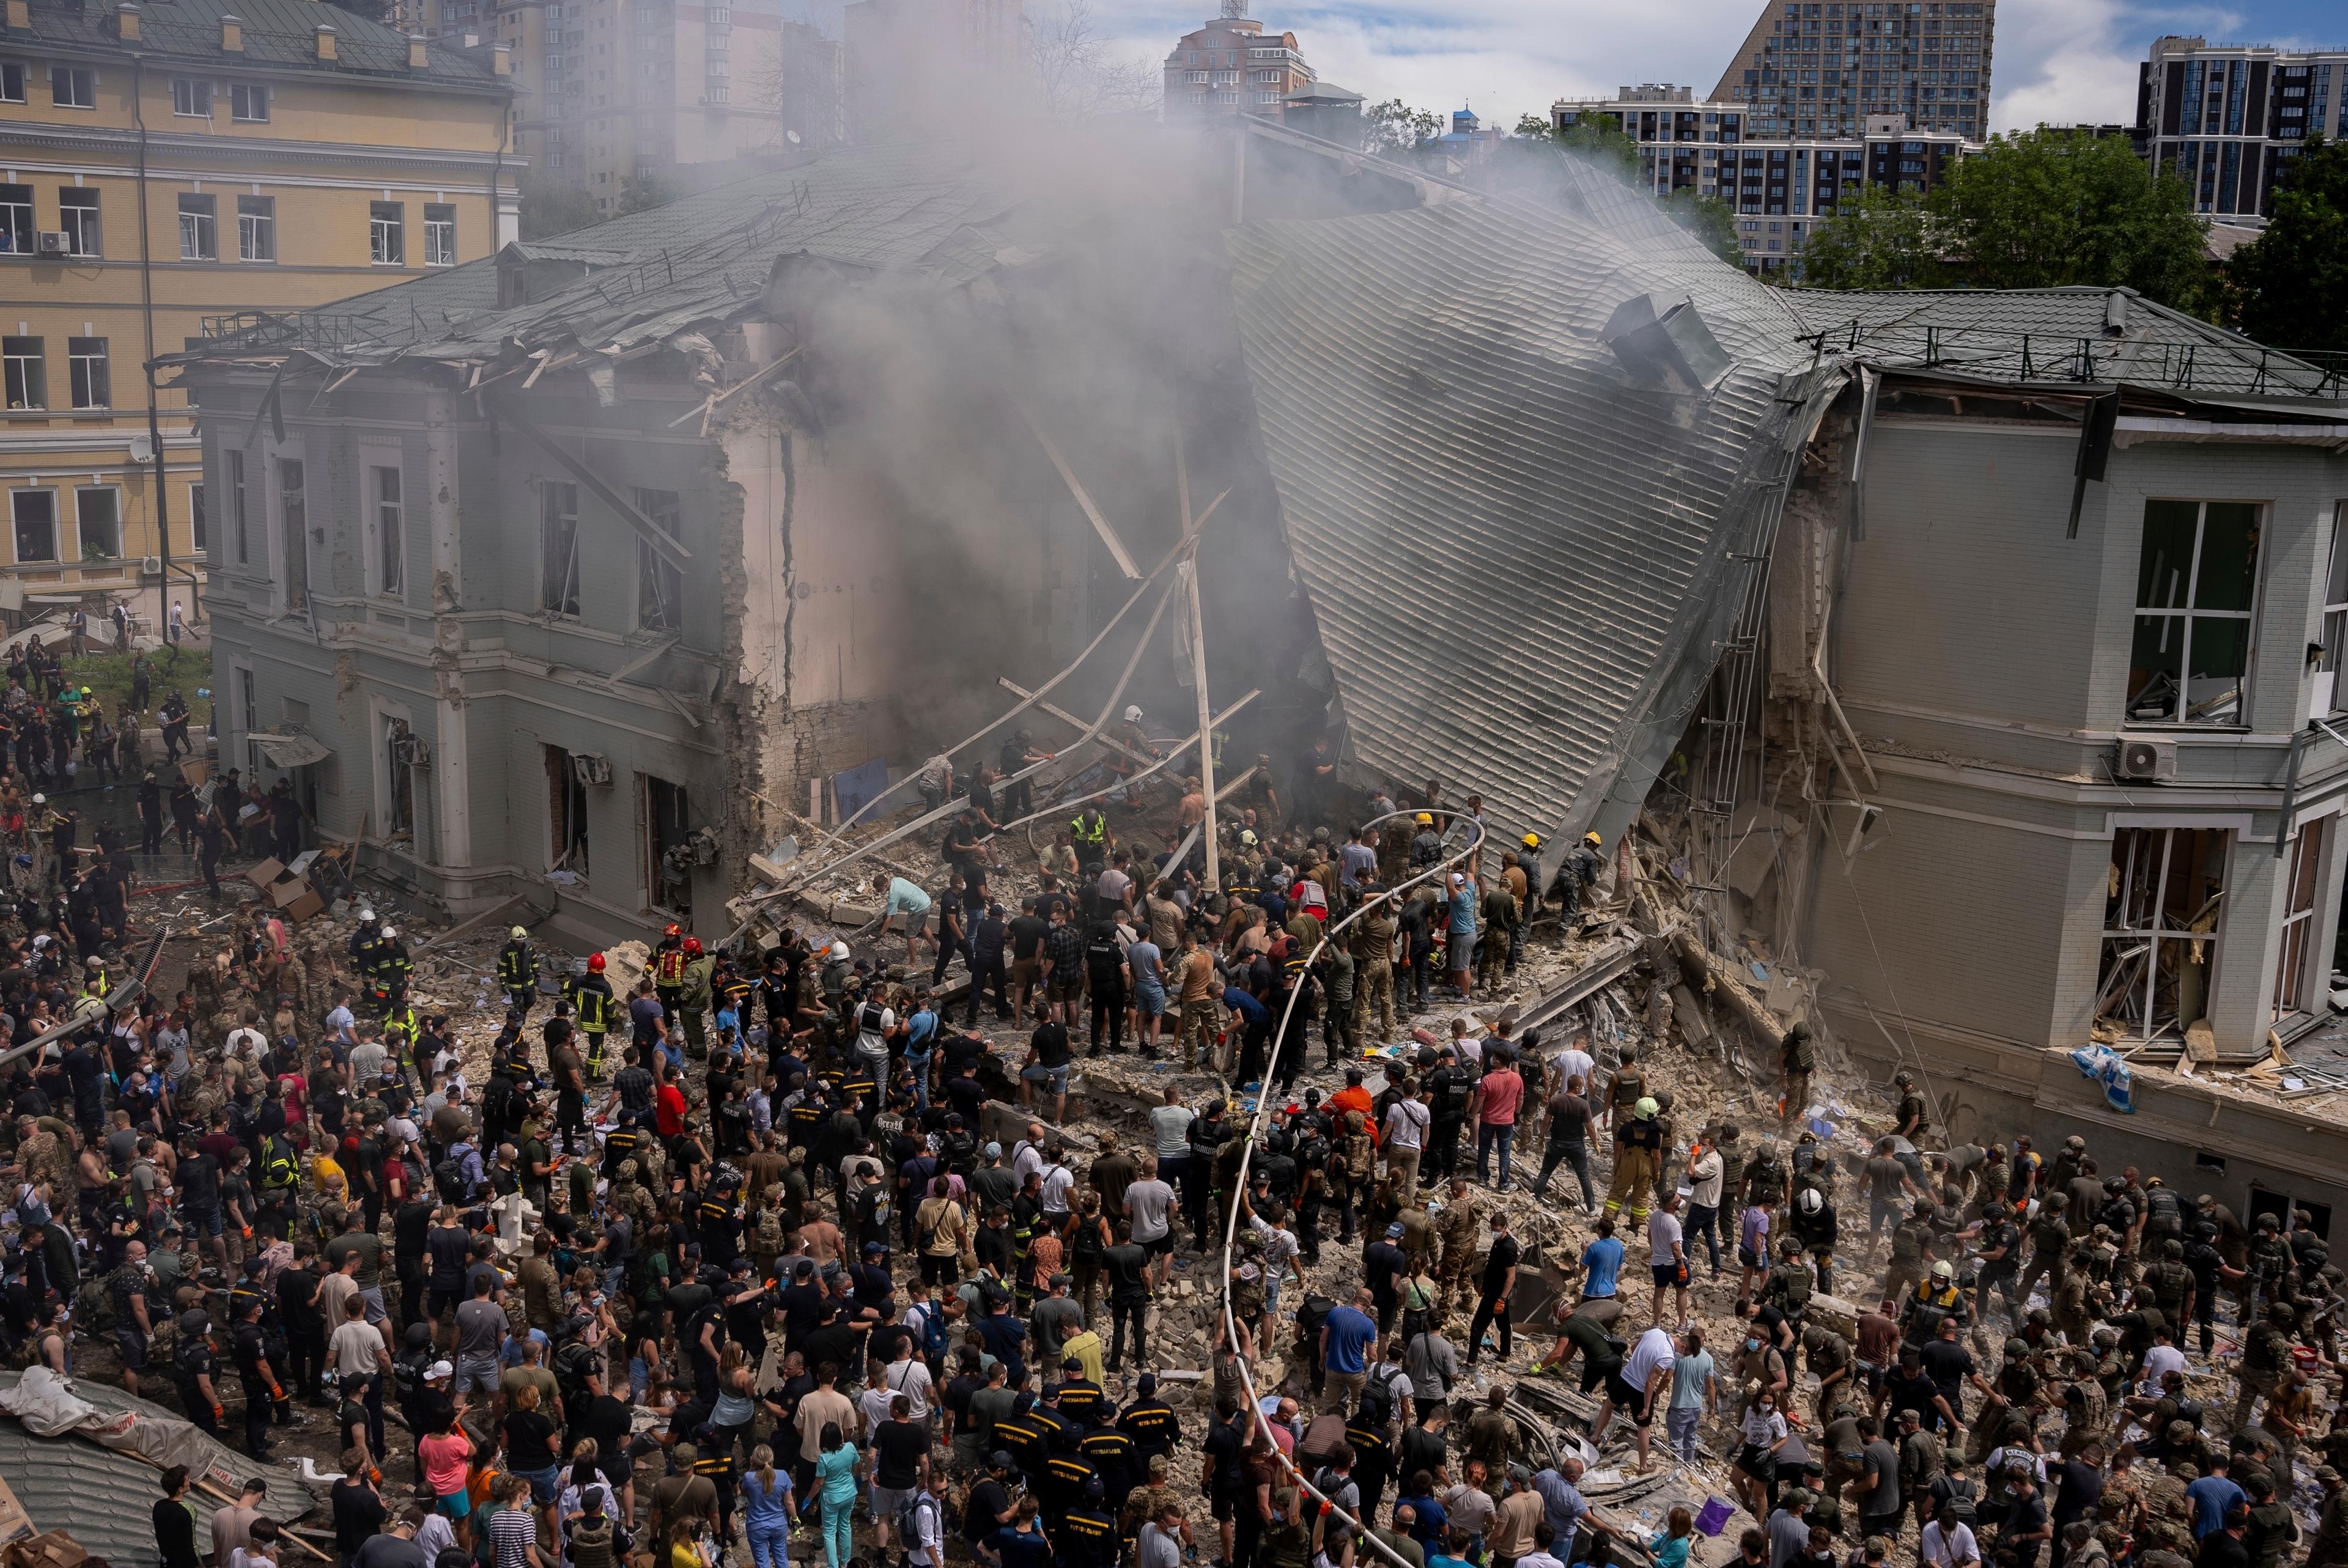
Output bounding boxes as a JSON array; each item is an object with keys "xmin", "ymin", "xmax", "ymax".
[{"xmin": 164, "ymin": 122, "xmax": 2348, "ymax": 1222}]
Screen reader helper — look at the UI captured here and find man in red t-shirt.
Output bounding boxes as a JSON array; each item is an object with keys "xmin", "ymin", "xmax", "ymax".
[{"xmin": 1475, "ymin": 1057, "xmax": 1524, "ymax": 1190}]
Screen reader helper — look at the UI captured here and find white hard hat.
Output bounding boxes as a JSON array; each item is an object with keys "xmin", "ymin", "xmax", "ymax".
[
  {"xmin": 29, "ymin": 793, "xmax": 41, "ymax": 806},
  {"xmin": 829, "ymin": 941, "xmax": 849, "ymax": 961},
  {"xmin": 1123, "ymin": 705, "xmax": 1142, "ymax": 723},
  {"xmin": 380, "ymin": 926, "xmax": 397, "ymax": 940},
  {"xmin": 510, "ymin": 926, "xmax": 528, "ymax": 940},
  {"xmin": 358, "ymin": 907, "xmax": 377, "ymax": 922}
]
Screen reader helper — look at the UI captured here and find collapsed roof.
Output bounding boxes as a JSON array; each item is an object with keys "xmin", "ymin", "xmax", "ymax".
[{"xmin": 170, "ymin": 129, "xmax": 2347, "ymax": 865}]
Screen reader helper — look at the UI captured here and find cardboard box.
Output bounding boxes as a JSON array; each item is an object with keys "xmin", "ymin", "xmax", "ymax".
[
  {"xmin": 179, "ymin": 758, "xmax": 210, "ymax": 787},
  {"xmin": 273, "ymin": 886, "xmax": 324, "ymax": 922},
  {"xmin": 2, "ymin": 1531, "xmax": 86, "ymax": 1568},
  {"xmin": 244, "ymin": 857, "xmax": 288, "ymax": 891}
]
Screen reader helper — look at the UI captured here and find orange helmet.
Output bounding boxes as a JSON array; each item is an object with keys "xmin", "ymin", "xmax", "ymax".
[
  {"xmin": 588, "ymin": 952, "xmax": 607, "ymax": 973},
  {"xmin": 663, "ymin": 922, "xmax": 682, "ymax": 938},
  {"xmin": 684, "ymin": 937, "xmax": 703, "ymax": 956}
]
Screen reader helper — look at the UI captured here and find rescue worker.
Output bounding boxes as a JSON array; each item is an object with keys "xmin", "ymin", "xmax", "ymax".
[
  {"xmin": 497, "ymin": 926, "xmax": 536, "ymax": 1018},
  {"xmin": 679, "ymin": 936, "xmax": 715, "ymax": 1056},
  {"xmin": 568, "ymin": 951, "xmax": 618, "ymax": 1080},
  {"xmin": 654, "ymin": 923, "xmax": 689, "ymax": 1026}
]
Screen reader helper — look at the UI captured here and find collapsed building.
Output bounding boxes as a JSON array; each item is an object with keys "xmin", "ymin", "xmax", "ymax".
[{"xmin": 164, "ymin": 120, "xmax": 2348, "ymax": 1223}]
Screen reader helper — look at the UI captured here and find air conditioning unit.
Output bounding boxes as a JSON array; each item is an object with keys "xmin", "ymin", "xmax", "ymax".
[
  {"xmin": 2113, "ymin": 737, "xmax": 2178, "ymax": 782},
  {"xmin": 570, "ymin": 750, "xmax": 612, "ymax": 786},
  {"xmin": 34, "ymin": 232, "xmax": 68, "ymax": 259},
  {"xmin": 140, "ymin": 555, "xmax": 161, "ymax": 575}
]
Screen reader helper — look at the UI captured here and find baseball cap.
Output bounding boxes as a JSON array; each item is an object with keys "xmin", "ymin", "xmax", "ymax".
[
  {"xmin": 991, "ymin": 1451, "xmax": 1015, "ymax": 1470},
  {"xmin": 984, "ymin": 1142, "xmax": 1003, "ymax": 1159},
  {"xmin": 427, "ymin": 1360, "xmax": 454, "ymax": 1380},
  {"xmin": 1386, "ymin": 1221, "xmax": 1405, "ymax": 1239}
]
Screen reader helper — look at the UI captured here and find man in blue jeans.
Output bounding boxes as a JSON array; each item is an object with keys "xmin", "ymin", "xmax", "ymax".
[{"xmin": 1320, "ymin": 1287, "xmax": 1378, "ymax": 1414}]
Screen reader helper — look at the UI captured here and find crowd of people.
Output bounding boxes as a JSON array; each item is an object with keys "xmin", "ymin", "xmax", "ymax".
[{"xmin": 0, "ymin": 732, "xmax": 2327, "ymax": 1568}]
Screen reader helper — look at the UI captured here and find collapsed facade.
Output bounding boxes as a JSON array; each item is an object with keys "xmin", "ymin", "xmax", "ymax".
[{"xmin": 167, "ymin": 121, "xmax": 2348, "ymax": 1221}]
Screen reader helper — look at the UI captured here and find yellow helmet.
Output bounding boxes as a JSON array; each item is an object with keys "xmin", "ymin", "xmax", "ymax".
[
  {"xmin": 1414, "ymin": 812, "xmax": 1434, "ymax": 826},
  {"xmin": 1521, "ymin": 833, "xmax": 1541, "ymax": 850},
  {"xmin": 1583, "ymin": 831, "xmax": 1603, "ymax": 847}
]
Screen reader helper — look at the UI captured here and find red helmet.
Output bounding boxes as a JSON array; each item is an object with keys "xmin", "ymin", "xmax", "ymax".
[
  {"xmin": 684, "ymin": 937, "xmax": 703, "ymax": 956},
  {"xmin": 587, "ymin": 952, "xmax": 607, "ymax": 973},
  {"xmin": 663, "ymin": 923, "xmax": 682, "ymax": 938}
]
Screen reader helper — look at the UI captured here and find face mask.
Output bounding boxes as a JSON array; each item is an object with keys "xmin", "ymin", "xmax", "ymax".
[{"xmin": 1748, "ymin": 1339, "xmax": 1761, "ymax": 1351}]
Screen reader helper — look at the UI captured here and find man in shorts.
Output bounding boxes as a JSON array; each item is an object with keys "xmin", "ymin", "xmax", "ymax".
[
  {"xmin": 1022, "ymin": 1015, "xmax": 1076, "ymax": 1126},
  {"xmin": 1595, "ymin": 1324, "xmax": 1676, "ymax": 1474},
  {"xmin": 1041, "ymin": 905, "xmax": 1087, "ymax": 1025}
]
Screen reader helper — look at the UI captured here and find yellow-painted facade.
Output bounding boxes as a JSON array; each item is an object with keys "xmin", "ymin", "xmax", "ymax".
[{"xmin": 0, "ymin": 0, "xmax": 514, "ymax": 616}]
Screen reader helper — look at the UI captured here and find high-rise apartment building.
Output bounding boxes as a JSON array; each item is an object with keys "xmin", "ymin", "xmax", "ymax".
[
  {"xmin": 0, "ymin": 0, "xmax": 512, "ymax": 606},
  {"xmin": 1708, "ymin": 0, "xmax": 1992, "ymax": 141},
  {"xmin": 1555, "ymin": 90, "xmax": 1973, "ymax": 271},
  {"xmin": 459, "ymin": 0, "xmax": 837, "ymax": 211},
  {"xmin": 1163, "ymin": 7, "xmax": 1313, "ymax": 122},
  {"xmin": 2137, "ymin": 36, "xmax": 2347, "ymax": 223}
]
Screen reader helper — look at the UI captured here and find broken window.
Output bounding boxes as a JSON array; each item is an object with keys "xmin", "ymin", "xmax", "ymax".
[
  {"xmin": 2272, "ymin": 815, "xmax": 2328, "ymax": 1025},
  {"xmin": 277, "ymin": 457, "xmax": 308, "ymax": 609},
  {"xmin": 2097, "ymin": 825, "xmax": 2228, "ymax": 1044},
  {"xmin": 644, "ymin": 773, "xmax": 691, "ymax": 913},
  {"xmin": 382, "ymin": 714, "xmax": 416, "ymax": 837},
  {"xmin": 634, "ymin": 486, "xmax": 681, "ymax": 631},
  {"xmin": 546, "ymin": 744, "xmax": 590, "ymax": 874},
  {"xmin": 370, "ymin": 463, "xmax": 404, "ymax": 598},
  {"xmin": 2320, "ymin": 501, "xmax": 2348, "ymax": 716},
  {"xmin": 2127, "ymin": 499, "xmax": 2259, "ymax": 726},
  {"xmin": 540, "ymin": 479, "xmax": 581, "ymax": 617}
]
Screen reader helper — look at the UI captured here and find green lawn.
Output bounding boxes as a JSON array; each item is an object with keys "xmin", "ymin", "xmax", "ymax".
[{"xmin": 59, "ymin": 644, "xmax": 213, "ymax": 726}]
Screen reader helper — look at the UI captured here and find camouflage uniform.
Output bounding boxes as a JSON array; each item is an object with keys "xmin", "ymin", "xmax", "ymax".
[{"xmin": 1434, "ymin": 1194, "xmax": 1483, "ymax": 1322}]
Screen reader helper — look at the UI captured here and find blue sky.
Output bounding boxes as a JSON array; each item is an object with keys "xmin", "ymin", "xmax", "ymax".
[{"xmin": 1088, "ymin": 0, "xmax": 2348, "ymax": 136}]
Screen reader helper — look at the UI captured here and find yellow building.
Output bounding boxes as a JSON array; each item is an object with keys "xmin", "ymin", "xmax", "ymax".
[{"xmin": 0, "ymin": 0, "xmax": 514, "ymax": 616}]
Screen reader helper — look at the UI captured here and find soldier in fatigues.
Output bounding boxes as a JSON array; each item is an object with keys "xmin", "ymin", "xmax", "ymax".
[
  {"xmin": 2308, "ymin": 1466, "xmax": 2348, "ymax": 1568},
  {"xmin": 1434, "ymin": 1178, "xmax": 1482, "ymax": 1323},
  {"xmin": 2234, "ymin": 1301, "xmax": 2297, "ymax": 1434}
]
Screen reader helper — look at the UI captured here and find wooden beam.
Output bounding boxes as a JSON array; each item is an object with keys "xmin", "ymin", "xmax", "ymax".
[
  {"xmin": 493, "ymin": 399, "xmax": 692, "ymax": 573},
  {"xmin": 1014, "ymin": 396, "xmax": 1141, "ymax": 579}
]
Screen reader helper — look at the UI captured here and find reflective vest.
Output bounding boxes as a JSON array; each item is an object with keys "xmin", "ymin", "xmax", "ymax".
[
  {"xmin": 497, "ymin": 943, "xmax": 534, "ymax": 988},
  {"xmin": 259, "ymin": 1138, "xmax": 300, "ymax": 1193},
  {"xmin": 655, "ymin": 946, "xmax": 687, "ymax": 987},
  {"xmin": 570, "ymin": 976, "xmax": 615, "ymax": 1033},
  {"xmin": 1072, "ymin": 813, "xmax": 1107, "ymax": 850}
]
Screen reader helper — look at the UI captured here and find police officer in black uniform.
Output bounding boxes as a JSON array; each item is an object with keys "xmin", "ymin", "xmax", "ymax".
[{"xmin": 229, "ymin": 1295, "xmax": 282, "ymax": 1457}]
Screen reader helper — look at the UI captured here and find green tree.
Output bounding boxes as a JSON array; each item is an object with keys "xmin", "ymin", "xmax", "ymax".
[
  {"xmin": 1361, "ymin": 98, "xmax": 1442, "ymax": 158},
  {"xmin": 618, "ymin": 173, "xmax": 676, "ymax": 216},
  {"xmin": 1931, "ymin": 127, "xmax": 2209, "ymax": 311},
  {"xmin": 1664, "ymin": 188, "xmax": 1743, "ymax": 267},
  {"xmin": 1553, "ymin": 116, "xmax": 1642, "ymax": 183},
  {"xmin": 2231, "ymin": 134, "xmax": 2348, "ymax": 354},
  {"xmin": 1796, "ymin": 185, "xmax": 1946, "ymax": 289},
  {"xmin": 517, "ymin": 174, "xmax": 600, "ymax": 241},
  {"xmin": 1513, "ymin": 111, "xmax": 1553, "ymax": 138}
]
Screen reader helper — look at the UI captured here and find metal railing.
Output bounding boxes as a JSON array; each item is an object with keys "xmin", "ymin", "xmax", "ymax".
[{"xmin": 1800, "ymin": 316, "xmax": 2348, "ymax": 399}]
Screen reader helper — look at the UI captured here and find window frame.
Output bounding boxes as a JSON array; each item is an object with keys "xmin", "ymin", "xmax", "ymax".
[
  {"xmin": 10, "ymin": 487, "xmax": 57, "ymax": 564},
  {"xmin": 0, "ymin": 62, "xmax": 23, "ymax": 105},
  {"xmin": 65, "ymin": 335, "xmax": 108, "ymax": 410},
  {"xmin": 539, "ymin": 478, "xmax": 581, "ymax": 617},
  {"xmin": 366, "ymin": 458, "xmax": 405, "ymax": 598},
  {"xmin": 0, "ymin": 183, "xmax": 34, "ymax": 255},
  {"xmin": 368, "ymin": 201, "xmax": 404, "ymax": 265},
  {"xmin": 188, "ymin": 480, "xmax": 207, "ymax": 554},
  {"xmin": 171, "ymin": 75, "xmax": 212, "ymax": 117},
  {"xmin": 237, "ymin": 194, "xmax": 275, "ymax": 262},
  {"xmin": 2, "ymin": 335, "xmax": 43, "ymax": 410},
  {"xmin": 423, "ymin": 203, "xmax": 457, "ymax": 267},
  {"xmin": 2097, "ymin": 824, "xmax": 2231, "ymax": 1045},
  {"xmin": 56, "ymin": 187, "xmax": 99, "ymax": 257},
  {"xmin": 73, "ymin": 483, "xmax": 120, "ymax": 561},
  {"xmin": 2126, "ymin": 498, "xmax": 2263, "ymax": 729},
  {"xmin": 48, "ymin": 65, "xmax": 95, "ymax": 109},
  {"xmin": 229, "ymin": 81, "xmax": 268, "ymax": 122},
  {"xmin": 2271, "ymin": 814, "xmax": 2330, "ymax": 1028},
  {"xmin": 227, "ymin": 446, "xmax": 248, "ymax": 565},
  {"xmin": 2320, "ymin": 500, "xmax": 2348, "ymax": 716},
  {"xmin": 275, "ymin": 451, "xmax": 308, "ymax": 610},
  {"xmin": 177, "ymin": 192, "xmax": 218, "ymax": 261},
  {"xmin": 633, "ymin": 486, "xmax": 682, "ymax": 631}
]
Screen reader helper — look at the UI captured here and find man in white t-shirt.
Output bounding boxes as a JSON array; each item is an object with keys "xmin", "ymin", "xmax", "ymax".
[
  {"xmin": 1552, "ymin": 1039, "xmax": 1597, "ymax": 1099},
  {"xmin": 1123, "ymin": 1160, "xmax": 1178, "ymax": 1286},
  {"xmin": 1600, "ymin": 1325, "xmax": 1677, "ymax": 1475},
  {"xmin": 1647, "ymin": 1191, "xmax": 1689, "ymax": 1329},
  {"xmin": 1384, "ymin": 1088, "xmax": 1431, "ymax": 1193},
  {"xmin": 1921, "ymin": 1517, "xmax": 1979, "ymax": 1568}
]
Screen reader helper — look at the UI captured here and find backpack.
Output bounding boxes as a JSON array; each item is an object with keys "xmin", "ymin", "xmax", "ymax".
[
  {"xmin": 434, "ymin": 1156, "xmax": 469, "ymax": 1203},
  {"xmin": 1938, "ymin": 1478, "xmax": 1979, "ymax": 1529},
  {"xmin": 2147, "ymin": 1187, "xmax": 2183, "ymax": 1226},
  {"xmin": 1069, "ymin": 1216, "xmax": 1106, "ymax": 1265},
  {"xmin": 74, "ymin": 1275, "xmax": 119, "ymax": 1331}
]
